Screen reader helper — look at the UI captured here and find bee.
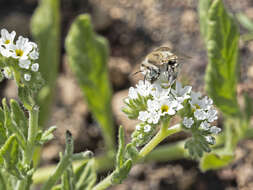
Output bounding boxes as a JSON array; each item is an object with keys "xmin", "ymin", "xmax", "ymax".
[{"xmin": 134, "ymin": 46, "xmax": 190, "ymax": 85}]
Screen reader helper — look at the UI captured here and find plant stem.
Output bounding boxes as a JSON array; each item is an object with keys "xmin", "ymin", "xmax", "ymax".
[
  {"xmin": 16, "ymin": 105, "xmax": 39, "ymax": 190},
  {"xmin": 41, "ymin": 154, "xmax": 72, "ymax": 190},
  {"xmin": 24, "ymin": 106, "xmax": 39, "ymax": 164},
  {"xmin": 139, "ymin": 124, "xmax": 181, "ymax": 158},
  {"xmin": 92, "ymin": 123, "xmax": 182, "ymax": 190}
]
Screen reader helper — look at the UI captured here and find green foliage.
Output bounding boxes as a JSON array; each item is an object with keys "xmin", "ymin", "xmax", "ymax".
[
  {"xmin": 122, "ymin": 95, "xmax": 149, "ymax": 119},
  {"xmin": 30, "ymin": 0, "xmax": 60, "ymax": 127},
  {"xmin": 65, "ymin": 14, "xmax": 114, "ymax": 151},
  {"xmin": 200, "ymin": 152, "xmax": 234, "ymax": 171},
  {"xmin": 0, "ymin": 134, "xmax": 21, "ymax": 178},
  {"xmin": 236, "ymin": 13, "xmax": 253, "ymax": 31},
  {"xmin": 116, "ymin": 126, "xmax": 125, "ymax": 169},
  {"xmin": 74, "ymin": 160, "xmax": 96, "ymax": 190},
  {"xmin": 198, "ymin": 0, "xmax": 212, "ymax": 44},
  {"xmin": 204, "ymin": 0, "xmax": 240, "ymax": 116}
]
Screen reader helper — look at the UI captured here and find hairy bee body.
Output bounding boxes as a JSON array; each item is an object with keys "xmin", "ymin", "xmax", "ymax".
[{"xmin": 140, "ymin": 46, "xmax": 183, "ymax": 84}]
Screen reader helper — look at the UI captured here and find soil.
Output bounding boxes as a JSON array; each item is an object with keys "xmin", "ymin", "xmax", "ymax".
[{"xmin": 1, "ymin": 0, "xmax": 253, "ymax": 189}]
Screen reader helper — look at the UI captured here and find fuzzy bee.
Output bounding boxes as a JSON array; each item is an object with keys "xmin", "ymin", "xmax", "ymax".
[{"xmin": 135, "ymin": 46, "xmax": 190, "ymax": 85}]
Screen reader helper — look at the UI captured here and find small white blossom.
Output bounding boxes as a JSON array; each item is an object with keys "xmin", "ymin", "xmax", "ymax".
[
  {"xmin": 207, "ymin": 108, "xmax": 218, "ymax": 122},
  {"xmin": 210, "ymin": 126, "xmax": 221, "ymax": 135},
  {"xmin": 0, "ymin": 29, "xmax": 16, "ymax": 47},
  {"xmin": 11, "ymin": 36, "xmax": 33, "ymax": 60},
  {"xmin": 136, "ymin": 80, "xmax": 152, "ymax": 97},
  {"xmin": 138, "ymin": 111, "xmax": 150, "ymax": 122},
  {"xmin": 3, "ymin": 67, "xmax": 12, "ymax": 79},
  {"xmin": 138, "ymin": 134, "xmax": 143, "ymax": 139},
  {"xmin": 147, "ymin": 99, "xmax": 160, "ymax": 112},
  {"xmin": 183, "ymin": 117, "xmax": 194, "ymax": 128},
  {"xmin": 190, "ymin": 91, "xmax": 202, "ymax": 109},
  {"xmin": 19, "ymin": 59, "xmax": 31, "ymax": 69},
  {"xmin": 200, "ymin": 96, "xmax": 213, "ymax": 110},
  {"xmin": 31, "ymin": 63, "xmax": 39, "ymax": 72},
  {"xmin": 199, "ymin": 121, "xmax": 210, "ymax": 131},
  {"xmin": 136, "ymin": 125, "xmax": 141, "ymax": 131},
  {"xmin": 144, "ymin": 125, "xmax": 151, "ymax": 133},
  {"xmin": 159, "ymin": 100, "xmax": 177, "ymax": 116},
  {"xmin": 171, "ymin": 81, "xmax": 192, "ymax": 102},
  {"xmin": 194, "ymin": 109, "xmax": 207, "ymax": 120},
  {"xmin": 205, "ymin": 136, "xmax": 215, "ymax": 145},
  {"xmin": 24, "ymin": 73, "xmax": 31, "ymax": 81},
  {"xmin": 0, "ymin": 46, "xmax": 12, "ymax": 57},
  {"xmin": 147, "ymin": 111, "xmax": 160, "ymax": 124}
]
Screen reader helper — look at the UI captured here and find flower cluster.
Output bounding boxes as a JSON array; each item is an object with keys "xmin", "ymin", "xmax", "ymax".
[
  {"xmin": 123, "ymin": 79, "xmax": 221, "ymax": 156},
  {"xmin": 0, "ymin": 29, "xmax": 40, "ymax": 82}
]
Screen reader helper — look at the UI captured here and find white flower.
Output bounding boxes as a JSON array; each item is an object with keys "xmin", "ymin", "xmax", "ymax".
[
  {"xmin": 199, "ymin": 121, "xmax": 210, "ymax": 131},
  {"xmin": 205, "ymin": 136, "xmax": 215, "ymax": 145},
  {"xmin": 128, "ymin": 87, "xmax": 138, "ymax": 99},
  {"xmin": 0, "ymin": 29, "xmax": 16, "ymax": 47},
  {"xmin": 11, "ymin": 36, "xmax": 33, "ymax": 60},
  {"xmin": 138, "ymin": 134, "xmax": 143, "ymax": 139},
  {"xmin": 200, "ymin": 96, "xmax": 213, "ymax": 110},
  {"xmin": 194, "ymin": 109, "xmax": 207, "ymax": 120},
  {"xmin": 147, "ymin": 111, "xmax": 160, "ymax": 124},
  {"xmin": 190, "ymin": 91, "xmax": 202, "ymax": 109},
  {"xmin": 3, "ymin": 67, "xmax": 12, "ymax": 79},
  {"xmin": 209, "ymin": 126, "xmax": 221, "ymax": 135},
  {"xmin": 144, "ymin": 125, "xmax": 151, "ymax": 133},
  {"xmin": 24, "ymin": 73, "xmax": 31, "ymax": 81},
  {"xmin": 171, "ymin": 81, "xmax": 191, "ymax": 102},
  {"xmin": 159, "ymin": 99, "xmax": 177, "ymax": 116},
  {"xmin": 207, "ymin": 108, "xmax": 218, "ymax": 122},
  {"xmin": 136, "ymin": 80, "xmax": 152, "ymax": 97},
  {"xmin": 19, "ymin": 59, "xmax": 31, "ymax": 69},
  {"xmin": 31, "ymin": 63, "xmax": 39, "ymax": 72},
  {"xmin": 150, "ymin": 83, "xmax": 170, "ymax": 100},
  {"xmin": 0, "ymin": 46, "xmax": 12, "ymax": 57},
  {"xmin": 138, "ymin": 111, "xmax": 150, "ymax": 122},
  {"xmin": 183, "ymin": 117, "xmax": 194, "ymax": 128},
  {"xmin": 136, "ymin": 125, "xmax": 141, "ymax": 131},
  {"xmin": 147, "ymin": 99, "xmax": 160, "ymax": 112}
]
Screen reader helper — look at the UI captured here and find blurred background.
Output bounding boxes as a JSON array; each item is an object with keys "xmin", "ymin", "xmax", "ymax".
[{"xmin": 1, "ymin": 0, "xmax": 253, "ymax": 189}]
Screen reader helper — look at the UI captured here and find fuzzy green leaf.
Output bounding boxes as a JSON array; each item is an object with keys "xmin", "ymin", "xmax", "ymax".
[
  {"xmin": 31, "ymin": 0, "xmax": 60, "ymax": 127},
  {"xmin": 2, "ymin": 99, "xmax": 26, "ymax": 149},
  {"xmin": 116, "ymin": 126, "xmax": 125, "ymax": 169},
  {"xmin": 0, "ymin": 108, "xmax": 7, "ymax": 146},
  {"xmin": 200, "ymin": 152, "xmax": 234, "ymax": 171},
  {"xmin": 0, "ymin": 134, "xmax": 22, "ymax": 178},
  {"xmin": 10, "ymin": 99, "xmax": 28, "ymax": 138},
  {"xmin": 111, "ymin": 159, "xmax": 132, "ymax": 184},
  {"xmin": 205, "ymin": 0, "xmax": 240, "ymax": 115},
  {"xmin": 126, "ymin": 143, "xmax": 139, "ymax": 161},
  {"xmin": 236, "ymin": 13, "xmax": 253, "ymax": 32},
  {"xmin": 74, "ymin": 159, "xmax": 96, "ymax": 190},
  {"xmin": 61, "ymin": 166, "xmax": 74, "ymax": 190},
  {"xmin": 65, "ymin": 14, "xmax": 114, "ymax": 151},
  {"xmin": 198, "ymin": 0, "xmax": 212, "ymax": 44}
]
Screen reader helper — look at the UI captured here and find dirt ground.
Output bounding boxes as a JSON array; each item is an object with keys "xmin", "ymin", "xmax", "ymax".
[{"xmin": 1, "ymin": 0, "xmax": 253, "ymax": 189}]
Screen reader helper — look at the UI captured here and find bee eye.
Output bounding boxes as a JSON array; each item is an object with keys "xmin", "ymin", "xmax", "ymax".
[{"xmin": 167, "ymin": 60, "xmax": 177, "ymax": 65}]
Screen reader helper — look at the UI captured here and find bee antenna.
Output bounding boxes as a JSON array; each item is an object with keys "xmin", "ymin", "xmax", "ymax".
[{"xmin": 130, "ymin": 70, "xmax": 142, "ymax": 77}]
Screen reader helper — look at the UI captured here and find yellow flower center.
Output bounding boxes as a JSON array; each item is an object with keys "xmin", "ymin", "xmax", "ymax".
[
  {"xmin": 4, "ymin": 40, "xmax": 10, "ymax": 44},
  {"xmin": 15, "ymin": 49, "xmax": 23, "ymax": 57},
  {"xmin": 161, "ymin": 104, "xmax": 169, "ymax": 113},
  {"xmin": 194, "ymin": 104, "xmax": 200, "ymax": 109}
]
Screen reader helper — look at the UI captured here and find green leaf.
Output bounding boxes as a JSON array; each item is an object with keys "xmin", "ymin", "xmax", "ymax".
[
  {"xmin": 126, "ymin": 143, "xmax": 139, "ymax": 162},
  {"xmin": 200, "ymin": 152, "xmax": 234, "ymax": 171},
  {"xmin": 236, "ymin": 13, "xmax": 253, "ymax": 32},
  {"xmin": 243, "ymin": 93, "xmax": 253, "ymax": 122},
  {"xmin": 61, "ymin": 166, "xmax": 74, "ymax": 190},
  {"xmin": 0, "ymin": 134, "xmax": 22, "ymax": 178},
  {"xmin": 65, "ymin": 14, "xmax": 114, "ymax": 151},
  {"xmin": 0, "ymin": 108, "xmax": 7, "ymax": 146},
  {"xmin": 116, "ymin": 126, "xmax": 125, "ymax": 169},
  {"xmin": 2, "ymin": 99, "xmax": 26, "ymax": 149},
  {"xmin": 10, "ymin": 99, "xmax": 28, "ymax": 138},
  {"xmin": 39, "ymin": 125, "xmax": 57, "ymax": 145},
  {"xmin": 111, "ymin": 159, "xmax": 132, "ymax": 184},
  {"xmin": 74, "ymin": 159, "xmax": 96, "ymax": 190},
  {"xmin": 198, "ymin": 0, "xmax": 212, "ymax": 44},
  {"xmin": 204, "ymin": 0, "xmax": 240, "ymax": 115},
  {"xmin": 30, "ymin": 0, "xmax": 60, "ymax": 127}
]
